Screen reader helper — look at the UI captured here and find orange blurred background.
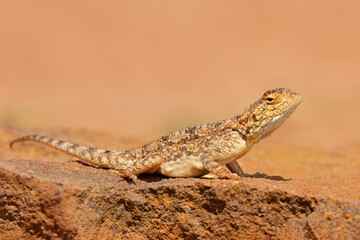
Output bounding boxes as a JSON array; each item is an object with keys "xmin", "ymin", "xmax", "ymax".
[{"xmin": 1, "ymin": 1, "xmax": 359, "ymax": 148}]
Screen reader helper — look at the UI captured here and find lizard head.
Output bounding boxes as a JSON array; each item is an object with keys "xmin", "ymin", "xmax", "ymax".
[{"xmin": 235, "ymin": 88, "xmax": 302, "ymax": 143}]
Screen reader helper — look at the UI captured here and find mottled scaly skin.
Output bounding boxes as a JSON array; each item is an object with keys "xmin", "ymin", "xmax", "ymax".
[{"xmin": 10, "ymin": 88, "xmax": 302, "ymax": 180}]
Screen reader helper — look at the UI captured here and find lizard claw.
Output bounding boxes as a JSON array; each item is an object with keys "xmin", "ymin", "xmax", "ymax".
[{"xmin": 228, "ymin": 173, "xmax": 242, "ymax": 180}]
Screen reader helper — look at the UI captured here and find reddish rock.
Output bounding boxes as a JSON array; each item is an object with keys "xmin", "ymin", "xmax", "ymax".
[{"xmin": 0, "ymin": 127, "xmax": 359, "ymax": 239}]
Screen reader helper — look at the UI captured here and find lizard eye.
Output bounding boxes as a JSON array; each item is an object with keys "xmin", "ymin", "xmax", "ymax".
[{"xmin": 266, "ymin": 97, "xmax": 274, "ymax": 103}]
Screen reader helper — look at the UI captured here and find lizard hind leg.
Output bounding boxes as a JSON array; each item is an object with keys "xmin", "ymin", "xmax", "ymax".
[
  {"xmin": 111, "ymin": 155, "xmax": 163, "ymax": 180},
  {"xmin": 133, "ymin": 155, "xmax": 163, "ymax": 175},
  {"xmin": 109, "ymin": 169, "xmax": 138, "ymax": 181}
]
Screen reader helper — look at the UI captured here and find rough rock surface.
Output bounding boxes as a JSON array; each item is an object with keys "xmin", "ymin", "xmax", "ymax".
[{"xmin": 0, "ymin": 127, "xmax": 359, "ymax": 239}]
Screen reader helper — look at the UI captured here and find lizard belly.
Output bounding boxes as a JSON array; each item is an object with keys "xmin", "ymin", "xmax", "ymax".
[
  {"xmin": 157, "ymin": 155, "xmax": 207, "ymax": 178},
  {"xmin": 157, "ymin": 133, "xmax": 250, "ymax": 178}
]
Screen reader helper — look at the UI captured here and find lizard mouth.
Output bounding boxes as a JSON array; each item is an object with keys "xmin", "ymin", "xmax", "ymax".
[
  {"xmin": 284, "ymin": 97, "xmax": 302, "ymax": 118},
  {"xmin": 271, "ymin": 94, "xmax": 302, "ymax": 123},
  {"xmin": 295, "ymin": 95, "xmax": 302, "ymax": 105}
]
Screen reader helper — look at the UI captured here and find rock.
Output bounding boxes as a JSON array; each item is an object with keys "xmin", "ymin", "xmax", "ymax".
[{"xmin": 0, "ymin": 127, "xmax": 359, "ymax": 239}]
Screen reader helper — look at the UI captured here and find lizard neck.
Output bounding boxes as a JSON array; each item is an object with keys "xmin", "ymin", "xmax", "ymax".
[
  {"xmin": 228, "ymin": 118, "xmax": 256, "ymax": 144},
  {"xmin": 229, "ymin": 109, "xmax": 264, "ymax": 144}
]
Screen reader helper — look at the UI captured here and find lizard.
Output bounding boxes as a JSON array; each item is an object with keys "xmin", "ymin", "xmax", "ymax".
[{"xmin": 10, "ymin": 88, "xmax": 302, "ymax": 181}]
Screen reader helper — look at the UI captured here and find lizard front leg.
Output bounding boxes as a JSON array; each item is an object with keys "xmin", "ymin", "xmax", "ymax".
[
  {"xmin": 201, "ymin": 150, "xmax": 242, "ymax": 180},
  {"xmin": 226, "ymin": 160, "xmax": 245, "ymax": 177}
]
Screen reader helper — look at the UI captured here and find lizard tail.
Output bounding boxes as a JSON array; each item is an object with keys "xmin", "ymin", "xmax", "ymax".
[{"xmin": 10, "ymin": 135, "xmax": 118, "ymax": 168}]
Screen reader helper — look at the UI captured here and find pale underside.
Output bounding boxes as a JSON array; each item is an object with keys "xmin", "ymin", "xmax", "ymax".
[{"xmin": 156, "ymin": 132, "xmax": 250, "ymax": 177}]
